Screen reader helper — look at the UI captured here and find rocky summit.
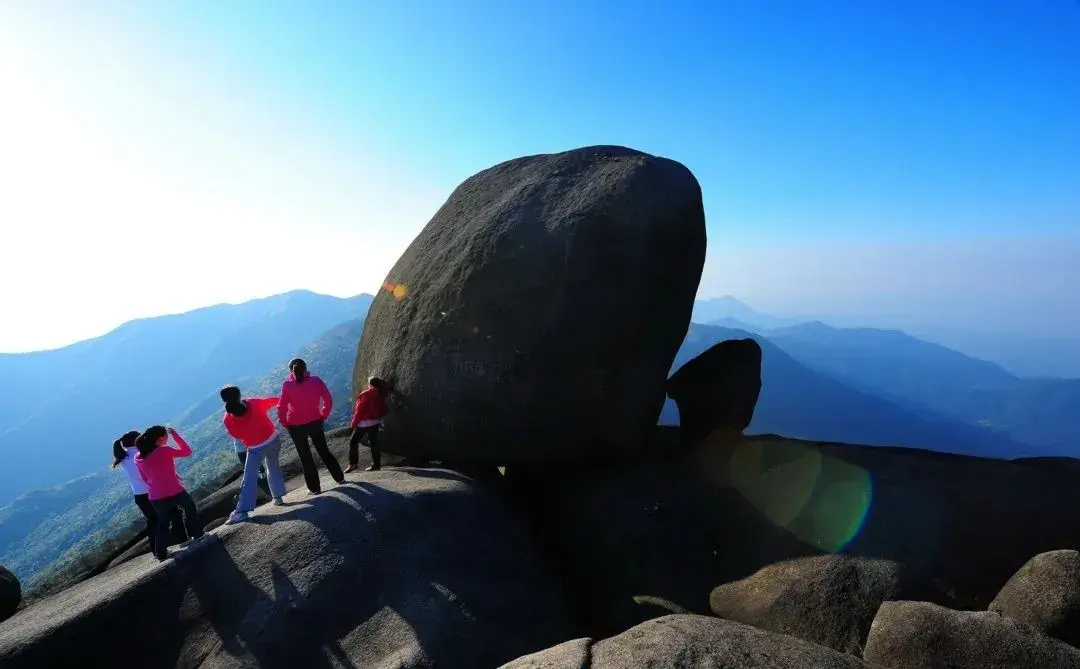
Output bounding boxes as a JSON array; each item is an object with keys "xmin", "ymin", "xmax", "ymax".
[{"xmin": 2, "ymin": 145, "xmax": 1079, "ymax": 668}]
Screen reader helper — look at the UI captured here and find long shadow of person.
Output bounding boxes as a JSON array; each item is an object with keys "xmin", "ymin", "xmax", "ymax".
[{"xmin": 180, "ymin": 474, "xmax": 570, "ymax": 668}]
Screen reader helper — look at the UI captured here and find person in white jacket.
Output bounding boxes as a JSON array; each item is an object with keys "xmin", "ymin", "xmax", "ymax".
[{"xmin": 111, "ymin": 431, "xmax": 186, "ymax": 547}]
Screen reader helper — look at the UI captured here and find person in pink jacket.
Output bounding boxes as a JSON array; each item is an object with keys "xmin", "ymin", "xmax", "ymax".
[
  {"xmin": 134, "ymin": 426, "xmax": 205, "ymax": 560},
  {"xmin": 278, "ymin": 358, "xmax": 345, "ymax": 494}
]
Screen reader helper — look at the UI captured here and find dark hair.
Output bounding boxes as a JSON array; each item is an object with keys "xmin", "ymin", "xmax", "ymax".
[
  {"xmin": 220, "ymin": 385, "xmax": 247, "ymax": 416},
  {"xmin": 111, "ymin": 430, "xmax": 140, "ymax": 468},
  {"xmin": 290, "ymin": 358, "xmax": 307, "ymax": 383},
  {"xmin": 369, "ymin": 376, "xmax": 388, "ymax": 393},
  {"xmin": 135, "ymin": 425, "xmax": 168, "ymax": 457}
]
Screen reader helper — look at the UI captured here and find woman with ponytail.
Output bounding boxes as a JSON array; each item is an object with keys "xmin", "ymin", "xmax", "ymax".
[
  {"xmin": 220, "ymin": 385, "xmax": 287, "ymax": 524},
  {"xmin": 111, "ymin": 431, "xmax": 187, "ymax": 549}
]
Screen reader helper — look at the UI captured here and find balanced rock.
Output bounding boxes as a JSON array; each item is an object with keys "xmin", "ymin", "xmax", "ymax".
[
  {"xmin": 864, "ymin": 600, "xmax": 1080, "ymax": 668},
  {"xmin": 0, "ymin": 469, "xmax": 572, "ymax": 669},
  {"xmin": 666, "ymin": 337, "xmax": 762, "ymax": 445},
  {"xmin": 709, "ymin": 555, "xmax": 942, "ymax": 656},
  {"xmin": 355, "ymin": 145, "xmax": 706, "ymax": 463},
  {"xmin": 500, "ymin": 614, "xmax": 873, "ymax": 668},
  {"xmin": 989, "ymin": 549, "xmax": 1080, "ymax": 648},
  {"xmin": 0, "ymin": 566, "xmax": 19, "ymax": 623}
]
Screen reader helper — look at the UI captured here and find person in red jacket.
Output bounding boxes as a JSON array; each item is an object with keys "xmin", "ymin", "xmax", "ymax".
[
  {"xmin": 220, "ymin": 385, "xmax": 287, "ymax": 523},
  {"xmin": 278, "ymin": 358, "xmax": 345, "ymax": 494},
  {"xmin": 346, "ymin": 377, "xmax": 390, "ymax": 472}
]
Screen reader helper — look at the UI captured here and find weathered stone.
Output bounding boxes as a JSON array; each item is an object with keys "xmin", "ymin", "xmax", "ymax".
[
  {"xmin": 500, "ymin": 614, "xmax": 873, "ymax": 668},
  {"xmin": 355, "ymin": 145, "xmax": 706, "ymax": 463},
  {"xmin": 864, "ymin": 600, "xmax": 1080, "ymax": 668},
  {"xmin": 989, "ymin": 549, "xmax": 1080, "ymax": 648},
  {"xmin": 709, "ymin": 555, "xmax": 943, "ymax": 656}
]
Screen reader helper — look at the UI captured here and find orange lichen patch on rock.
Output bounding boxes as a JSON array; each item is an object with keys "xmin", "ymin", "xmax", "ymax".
[{"xmin": 381, "ymin": 281, "xmax": 409, "ymax": 301}]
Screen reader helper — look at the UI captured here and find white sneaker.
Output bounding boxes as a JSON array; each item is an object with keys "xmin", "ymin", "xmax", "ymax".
[{"xmin": 225, "ymin": 511, "xmax": 249, "ymax": 525}]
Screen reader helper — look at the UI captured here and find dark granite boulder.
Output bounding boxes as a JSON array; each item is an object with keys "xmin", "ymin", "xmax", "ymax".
[
  {"xmin": 355, "ymin": 145, "xmax": 706, "ymax": 464},
  {"xmin": 0, "ymin": 566, "xmax": 19, "ymax": 623}
]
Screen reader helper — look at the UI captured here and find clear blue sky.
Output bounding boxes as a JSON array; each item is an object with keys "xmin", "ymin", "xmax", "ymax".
[{"xmin": 1, "ymin": 0, "xmax": 1078, "ymax": 351}]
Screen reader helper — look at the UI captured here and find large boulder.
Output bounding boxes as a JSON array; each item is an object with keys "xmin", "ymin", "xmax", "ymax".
[
  {"xmin": 500, "ymin": 614, "xmax": 873, "ymax": 668},
  {"xmin": 989, "ymin": 549, "xmax": 1080, "ymax": 647},
  {"xmin": 355, "ymin": 145, "xmax": 706, "ymax": 463},
  {"xmin": 0, "ymin": 567, "xmax": 19, "ymax": 623},
  {"xmin": 709, "ymin": 555, "xmax": 946, "ymax": 656},
  {"xmin": 666, "ymin": 337, "xmax": 762, "ymax": 445},
  {"xmin": 0, "ymin": 469, "xmax": 573, "ymax": 669},
  {"xmin": 864, "ymin": 601, "xmax": 1080, "ymax": 668}
]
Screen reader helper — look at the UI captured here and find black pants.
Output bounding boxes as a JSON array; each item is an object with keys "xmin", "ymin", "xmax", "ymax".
[
  {"xmin": 150, "ymin": 491, "xmax": 204, "ymax": 560},
  {"xmin": 349, "ymin": 425, "xmax": 382, "ymax": 468},
  {"xmin": 288, "ymin": 420, "xmax": 344, "ymax": 492},
  {"xmin": 236, "ymin": 451, "xmax": 273, "ymax": 497},
  {"xmin": 133, "ymin": 493, "xmax": 187, "ymax": 547}
]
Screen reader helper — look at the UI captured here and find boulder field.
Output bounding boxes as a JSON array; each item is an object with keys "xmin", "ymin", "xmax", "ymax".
[{"xmin": 2, "ymin": 146, "xmax": 1079, "ymax": 668}]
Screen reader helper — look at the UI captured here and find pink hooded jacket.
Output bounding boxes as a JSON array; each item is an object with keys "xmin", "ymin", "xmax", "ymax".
[{"xmin": 278, "ymin": 371, "xmax": 333, "ymax": 427}]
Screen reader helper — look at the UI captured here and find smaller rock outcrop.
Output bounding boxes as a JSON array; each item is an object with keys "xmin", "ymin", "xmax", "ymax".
[
  {"xmin": 864, "ymin": 600, "xmax": 1080, "ymax": 668},
  {"xmin": 500, "ymin": 614, "xmax": 873, "ymax": 668},
  {"xmin": 989, "ymin": 549, "xmax": 1080, "ymax": 648},
  {"xmin": 666, "ymin": 337, "xmax": 762, "ymax": 445},
  {"xmin": 709, "ymin": 555, "xmax": 944, "ymax": 656},
  {"xmin": 0, "ymin": 566, "xmax": 20, "ymax": 623}
]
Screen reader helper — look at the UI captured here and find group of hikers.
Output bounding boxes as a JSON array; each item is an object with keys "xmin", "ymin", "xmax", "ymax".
[{"xmin": 110, "ymin": 358, "xmax": 391, "ymax": 561}]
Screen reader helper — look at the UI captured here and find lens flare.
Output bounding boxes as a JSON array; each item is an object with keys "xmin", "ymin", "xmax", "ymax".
[
  {"xmin": 726, "ymin": 438, "xmax": 873, "ymax": 552},
  {"xmin": 382, "ymin": 281, "xmax": 409, "ymax": 301}
]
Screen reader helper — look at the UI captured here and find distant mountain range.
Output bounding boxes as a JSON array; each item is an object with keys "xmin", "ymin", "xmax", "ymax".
[
  {"xmin": 1, "ymin": 291, "xmax": 1076, "ymax": 591},
  {"xmin": 0, "ymin": 290, "xmax": 373, "ymax": 507},
  {"xmin": 661, "ymin": 324, "xmax": 1036, "ymax": 459},
  {"xmin": 692, "ymin": 296, "xmax": 1080, "ymax": 379}
]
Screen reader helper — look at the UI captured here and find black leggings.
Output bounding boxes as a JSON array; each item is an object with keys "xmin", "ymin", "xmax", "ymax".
[
  {"xmin": 133, "ymin": 493, "xmax": 187, "ymax": 547},
  {"xmin": 349, "ymin": 425, "xmax": 381, "ymax": 468},
  {"xmin": 150, "ymin": 492, "xmax": 204, "ymax": 560},
  {"xmin": 288, "ymin": 420, "xmax": 344, "ymax": 492}
]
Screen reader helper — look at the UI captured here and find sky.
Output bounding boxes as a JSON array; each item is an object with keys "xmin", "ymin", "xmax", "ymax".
[{"xmin": 0, "ymin": 0, "xmax": 1078, "ymax": 352}]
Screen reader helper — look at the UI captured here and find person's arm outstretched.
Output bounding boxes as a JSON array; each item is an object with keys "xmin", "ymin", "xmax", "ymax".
[
  {"xmin": 318, "ymin": 378, "xmax": 333, "ymax": 419},
  {"xmin": 167, "ymin": 427, "xmax": 193, "ymax": 458},
  {"xmin": 249, "ymin": 396, "xmax": 280, "ymax": 412}
]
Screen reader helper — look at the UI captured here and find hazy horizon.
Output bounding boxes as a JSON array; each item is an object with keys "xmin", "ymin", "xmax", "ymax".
[{"xmin": 1, "ymin": 1, "xmax": 1077, "ymax": 354}]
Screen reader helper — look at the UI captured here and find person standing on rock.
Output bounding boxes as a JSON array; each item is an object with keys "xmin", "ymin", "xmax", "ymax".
[
  {"xmin": 134, "ymin": 426, "xmax": 205, "ymax": 560},
  {"xmin": 111, "ymin": 430, "xmax": 187, "ymax": 548},
  {"xmin": 278, "ymin": 358, "xmax": 344, "ymax": 493},
  {"xmin": 346, "ymin": 376, "xmax": 390, "ymax": 473},
  {"xmin": 220, "ymin": 386, "xmax": 288, "ymax": 524}
]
